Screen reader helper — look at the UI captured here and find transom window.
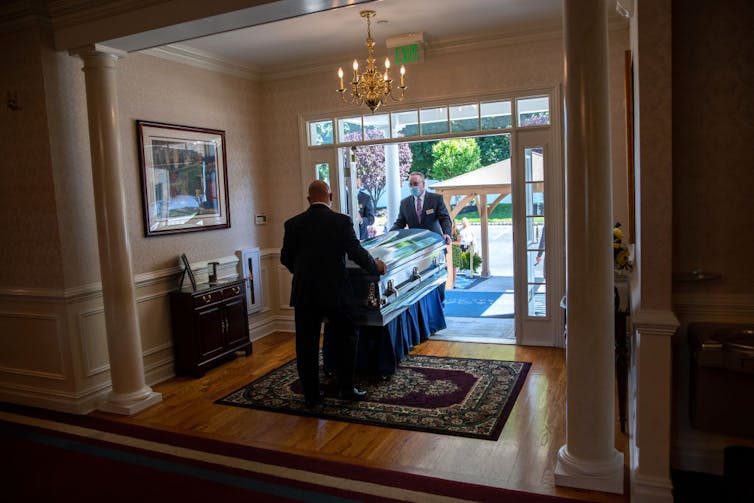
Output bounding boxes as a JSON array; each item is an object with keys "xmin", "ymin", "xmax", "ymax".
[{"xmin": 307, "ymin": 94, "xmax": 550, "ymax": 146}]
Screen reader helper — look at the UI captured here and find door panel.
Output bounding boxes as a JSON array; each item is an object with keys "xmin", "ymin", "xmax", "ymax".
[{"xmin": 513, "ymin": 128, "xmax": 564, "ymax": 346}]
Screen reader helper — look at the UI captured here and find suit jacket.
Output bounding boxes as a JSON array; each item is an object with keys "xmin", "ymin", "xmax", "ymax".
[
  {"xmin": 390, "ymin": 191, "xmax": 452, "ymax": 237},
  {"xmin": 281, "ymin": 204, "xmax": 378, "ymax": 308},
  {"xmin": 357, "ymin": 190, "xmax": 375, "ymax": 240}
]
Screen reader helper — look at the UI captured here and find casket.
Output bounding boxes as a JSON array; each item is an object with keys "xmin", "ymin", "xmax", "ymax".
[{"xmin": 346, "ymin": 229, "xmax": 447, "ymax": 326}]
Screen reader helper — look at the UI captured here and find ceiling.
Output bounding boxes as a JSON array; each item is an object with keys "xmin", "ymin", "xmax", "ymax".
[{"xmin": 167, "ymin": 0, "xmax": 572, "ymax": 74}]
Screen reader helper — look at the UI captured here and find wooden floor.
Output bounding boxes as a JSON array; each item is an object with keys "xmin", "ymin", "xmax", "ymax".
[{"xmin": 93, "ymin": 332, "xmax": 630, "ymax": 502}]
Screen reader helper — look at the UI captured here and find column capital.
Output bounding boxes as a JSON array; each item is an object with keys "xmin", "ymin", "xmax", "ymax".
[{"xmin": 69, "ymin": 43, "xmax": 127, "ymax": 61}]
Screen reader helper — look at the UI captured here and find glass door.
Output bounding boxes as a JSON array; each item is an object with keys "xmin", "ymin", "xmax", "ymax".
[{"xmin": 513, "ymin": 128, "xmax": 564, "ymax": 346}]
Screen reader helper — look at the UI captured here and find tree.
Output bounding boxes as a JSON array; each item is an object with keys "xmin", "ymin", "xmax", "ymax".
[
  {"xmin": 477, "ymin": 135, "xmax": 510, "ymax": 166},
  {"xmin": 408, "ymin": 139, "xmax": 438, "ymax": 176},
  {"xmin": 344, "ymin": 129, "xmax": 412, "ymax": 205},
  {"xmin": 430, "ymin": 138, "xmax": 481, "ymax": 180}
]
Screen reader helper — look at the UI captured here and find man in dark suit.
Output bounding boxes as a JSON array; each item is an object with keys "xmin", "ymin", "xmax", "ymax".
[
  {"xmin": 390, "ymin": 171, "xmax": 452, "ymax": 302},
  {"xmin": 390, "ymin": 171, "xmax": 452, "ymax": 243},
  {"xmin": 356, "ymin": 176, "xmax": 375, "ymax": 240},
  {"xmin": 281, "ymin": 180, "xmax": 386, "ymax": 407}
]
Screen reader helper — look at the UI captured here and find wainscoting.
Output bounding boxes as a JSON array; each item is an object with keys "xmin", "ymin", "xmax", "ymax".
[{"xmin": 0, "ymin": 249, "xmax": 291, "ymax": 414}]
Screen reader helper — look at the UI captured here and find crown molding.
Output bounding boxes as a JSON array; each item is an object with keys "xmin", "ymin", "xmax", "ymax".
[
  {"xmin": 46, "ymin": 0, "xmax": 169, "ymax": 28},
  {"xmin": 140, "ymin": 44, "xmax": 262, "ymax": 81}
]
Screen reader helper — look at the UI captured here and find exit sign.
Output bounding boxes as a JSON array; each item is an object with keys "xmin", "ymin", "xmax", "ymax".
[{"xmin": 394, "ymin": 44, "xmax": 423, "ymax": 65}]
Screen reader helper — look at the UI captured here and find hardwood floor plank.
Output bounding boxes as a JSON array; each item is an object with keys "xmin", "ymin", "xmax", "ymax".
[{"xmin": 91, "ymin": 331, "xmax": 629, "ymax": 502}]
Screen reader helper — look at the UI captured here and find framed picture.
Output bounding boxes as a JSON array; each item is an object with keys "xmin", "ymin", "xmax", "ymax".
[
  {"xmin": 179, "ymin": 253, "xmax": 197, "ymax": 291},
  {"xmin": 137, "ymin": 120, "xmax": 231, "ymax": 236}
]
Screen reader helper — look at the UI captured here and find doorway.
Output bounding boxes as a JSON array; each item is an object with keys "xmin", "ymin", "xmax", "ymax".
[{"xmin": 301, "ymin": 91, "xmax": 564, "ymax": 347}]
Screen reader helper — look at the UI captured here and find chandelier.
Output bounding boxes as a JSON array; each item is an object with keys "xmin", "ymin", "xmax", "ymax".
[{"xmin": 337, "ymin": 10, "xmax": 407, "ymax": 113}]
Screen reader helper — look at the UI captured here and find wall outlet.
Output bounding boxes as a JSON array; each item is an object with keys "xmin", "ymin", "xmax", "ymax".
[{"xmin": 255, "ymin": 215, "xmax": 267, "ymax": 225}]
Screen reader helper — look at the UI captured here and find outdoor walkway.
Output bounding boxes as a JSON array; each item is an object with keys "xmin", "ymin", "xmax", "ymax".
[{"xmin": 431, "ymin": 274, "xmax": 515, "ymax": 344}]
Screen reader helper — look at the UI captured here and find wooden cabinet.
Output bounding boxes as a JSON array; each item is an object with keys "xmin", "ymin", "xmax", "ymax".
[{"xmin": 170, "ymin": 279, "xmax": 252, "ymax": 377}]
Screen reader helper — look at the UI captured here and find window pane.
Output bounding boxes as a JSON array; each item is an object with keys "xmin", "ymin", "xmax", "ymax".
[
  {"xmin": 524, "ymin": 144, "xmax": 546, "ymax": 318},
  {"xmin": 480, "ymin": 100, "xmax": 512, "ymax": 130},
  {"xmin": 517, "ymin": 96, "xmax": 550, "ymax": 127},
  {"xmin": 338, "ymin": 117, "xmax": 362, "ymax": 142},
  {"xmin": 308, "ymin": 120, "xmax": 333, "ymax": 146},
  {"xmin": 392, "ymin": 110, "xmax": 419, "ymax": 138},
  {"xmin": 449, "ymin": 103, "xmax": 479, "ymax": 133},
  {"xmin": 315, "ymin": 163, "xmax": 329, "ymax": 183},
  {"xmin": 363, "ymin": 113, "xmax": 390, "ymax": 141},
  {"xmin": 420, "ymin": 107, "xmax": 448, "ymax": 135}
]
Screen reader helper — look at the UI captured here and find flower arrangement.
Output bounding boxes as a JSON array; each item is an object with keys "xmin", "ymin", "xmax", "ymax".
[{"xmin": 613, "ymin": 222, "xmax": 633, "ymax": 272}]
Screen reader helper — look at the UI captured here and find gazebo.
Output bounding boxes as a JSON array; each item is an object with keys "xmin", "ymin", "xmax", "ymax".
[{"xmin": 430, "ymin": 159, "xmax": 513, "ymax": 279}]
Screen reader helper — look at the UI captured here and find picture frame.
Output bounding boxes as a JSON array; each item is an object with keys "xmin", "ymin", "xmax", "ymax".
[
  {"xmin": 137, "ymin": 120, "xmax": 231, "ymax": 236},
  {"xmin": 179, "ymin": 253, "xmax": 197, "ymax": 291}
]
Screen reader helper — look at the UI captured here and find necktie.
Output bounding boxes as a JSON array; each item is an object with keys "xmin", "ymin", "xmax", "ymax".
[{"xmin": 416, "ymin": 195, "xmax": 423, "ymax": 222}]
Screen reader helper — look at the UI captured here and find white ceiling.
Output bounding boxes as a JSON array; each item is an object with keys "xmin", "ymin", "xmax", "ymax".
[{"xmin": 172, "ymin": 0, "xmax": 570, "ymax": 73}]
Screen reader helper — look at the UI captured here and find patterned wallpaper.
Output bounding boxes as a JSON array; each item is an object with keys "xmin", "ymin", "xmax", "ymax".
[
  {"xmin": 672, "ymin": 0, "xmax": 754, "ymax": 295},
  {"xmin": 0, "ymin": 29, "xmax": 65, "ymax": 289}
]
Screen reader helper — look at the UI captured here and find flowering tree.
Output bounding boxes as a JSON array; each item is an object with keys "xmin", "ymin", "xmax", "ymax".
[{"xmin": 344, "ymin": 130, "xmax": 412, "ymax": 205}]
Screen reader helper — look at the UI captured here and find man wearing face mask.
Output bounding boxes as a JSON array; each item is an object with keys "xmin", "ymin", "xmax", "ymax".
[
  {"xmin": 281, "ymin": 180, "xmax": 386, "ymax": 407},
  {"xmin": 390, "ymin": 172, "xmax": 452, "ymax": 302},
  {"xmin": 390, "ymin": 171, "xmax": 452, "ymax": 244}
]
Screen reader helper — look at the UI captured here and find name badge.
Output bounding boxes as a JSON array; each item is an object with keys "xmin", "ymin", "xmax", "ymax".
[{"xmin": 426, "ymin": 209, "xmax": 434, "ymax": 215}]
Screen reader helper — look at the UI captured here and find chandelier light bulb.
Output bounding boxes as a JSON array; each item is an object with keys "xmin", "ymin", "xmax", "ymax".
[
  {"xmin": 353, "ymin": 60, "xmax": 358, "ymax": 72},
  {"xmin": 338, "ymin": 68, "xmax": 344, "ymax": 89},
  {"xmin": 385, "ymin": 58, "xmax": 390, "ymax": 69}
]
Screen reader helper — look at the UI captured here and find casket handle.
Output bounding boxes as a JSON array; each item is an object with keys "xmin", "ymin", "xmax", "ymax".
[
  {"xmin": 411, "ymin": 266, "xmax": 422, "ymax": 282},
  {"xmin": 385, "ymin": 280, "xmax": 399, "ymax": 297}
]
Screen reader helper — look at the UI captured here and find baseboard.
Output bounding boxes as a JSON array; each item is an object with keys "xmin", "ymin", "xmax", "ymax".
[{"xmin": 250, "ymin": 314, "xmax": 293, "ymax": 341}]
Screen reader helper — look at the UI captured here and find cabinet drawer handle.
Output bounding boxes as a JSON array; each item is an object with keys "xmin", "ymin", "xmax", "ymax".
[
  {"xmin": 232, "ymin": 286, "xmax": 240, "ymax": 295},
  {"xmin": 202, "ymin": 294, "xmax": 212, "ymax": 304}
]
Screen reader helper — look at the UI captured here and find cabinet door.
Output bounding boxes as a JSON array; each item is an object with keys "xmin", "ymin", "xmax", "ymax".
[
  {"xmin": 224, "ymin": 297, "xmax": 249, "ymax": 348},
  {"xmin": 196, "ymin": 305, "xmax": 225, "ymax": 360}
]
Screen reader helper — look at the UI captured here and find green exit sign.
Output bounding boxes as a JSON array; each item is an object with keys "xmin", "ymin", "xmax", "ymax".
[{"xmin": 394, "ymin": 44, "xmax": 422, "ymax": 65}]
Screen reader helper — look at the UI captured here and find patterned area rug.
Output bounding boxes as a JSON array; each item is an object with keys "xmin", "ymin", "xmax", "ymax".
[{"xmin": 216, "ymin": 355, "xmax": 531, "ymax": 440}]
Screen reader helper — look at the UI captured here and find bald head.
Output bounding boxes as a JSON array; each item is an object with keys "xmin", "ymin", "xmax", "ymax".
[{"xmin": 307, "ymin": 180, "xmax": 331, "ymax": 205}]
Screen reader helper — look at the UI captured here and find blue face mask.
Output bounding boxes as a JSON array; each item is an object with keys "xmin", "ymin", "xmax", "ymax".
[{"xmin": 410, "ymin": 186, "xmax": 422, "ymax": 197}]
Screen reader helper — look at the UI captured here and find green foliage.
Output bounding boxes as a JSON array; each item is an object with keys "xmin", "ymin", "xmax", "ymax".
[
  {"xmin": 454, "ymin": 203, "xmax": 512, "ymax": 222},
  {"xmin": 451, "ymin": 245, "xmax": 482, "ymax": 273},
  {"xmin": 451, "ymin": 244, "xmax": 462, "ymax": 268},
  {"xmin": 430, "ymin": 138, "xmax": 481, "ymax": 180},
  {"xmin": 477, "ymin": 135, "xmax": 510, "ymax": 166},
  {"xmin": 460, "ymin": 251, "xmax": 482, "ymax": 273},
  {"xmin": 408, "ymin": 139, "xmax": 438, "ymax": 176}
]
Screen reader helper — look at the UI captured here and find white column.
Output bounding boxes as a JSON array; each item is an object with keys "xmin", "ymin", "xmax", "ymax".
[
  {"xmin": 385, "ymin": 144, "xmax": 401, "ymax": 227},
  {"xmin": 74, "ymin": 44, "xmax": 162, "ymax": 415},
  {"xmin": 479, "ymin": 195, "xmax": 490, "ymax": 277},
  {"xmin": 555, "ymin": 0, "xmax": 623, "ymax": 494}
]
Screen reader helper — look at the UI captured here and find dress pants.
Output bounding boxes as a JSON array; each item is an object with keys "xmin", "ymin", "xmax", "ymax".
[{"xmin": 294, "ymin": 305, "xmax": 358, "ymax": 402}]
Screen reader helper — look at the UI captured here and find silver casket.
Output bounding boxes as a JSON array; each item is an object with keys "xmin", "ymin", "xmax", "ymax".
[{"xmin": 346, "ymin": 229, "xmax": 448, "ymax": 326}]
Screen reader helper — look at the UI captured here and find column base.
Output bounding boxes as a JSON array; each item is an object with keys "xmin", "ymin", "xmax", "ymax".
[
  {"xmin": 554, "ymin": 446, "xmax": 625, "ymax": 494},
  {"xmin": 98, "ymin": 390, "xmax": 162, "ymax": 415}
]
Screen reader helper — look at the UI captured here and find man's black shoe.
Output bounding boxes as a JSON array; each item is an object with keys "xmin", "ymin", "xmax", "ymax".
[
  {"xmin": 304, "ymin": 391, "xmax": 325, "ymax": 408},
  {"xmin": 338, "ymin": 387, "xmax": 367, "ymax": 401}
]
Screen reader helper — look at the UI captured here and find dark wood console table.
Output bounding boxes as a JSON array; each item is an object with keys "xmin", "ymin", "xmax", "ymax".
[{"xmin": 170, "ymin": 279, "xmax": 251, "ymax": 377}]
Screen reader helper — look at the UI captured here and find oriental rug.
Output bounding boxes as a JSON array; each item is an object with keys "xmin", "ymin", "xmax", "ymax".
[{"xmin": 216, "ymin": 355, "xmax": 531, "ymax": 440}]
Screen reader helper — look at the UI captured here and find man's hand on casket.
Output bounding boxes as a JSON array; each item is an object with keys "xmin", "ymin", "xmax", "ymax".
[
  {"xmin": 443, "ymin": 234, "xmax": 452, "ymax": 245},
  {"xmin": 374, "ymin": 258, "xmax": 386, "ymax": 275}
]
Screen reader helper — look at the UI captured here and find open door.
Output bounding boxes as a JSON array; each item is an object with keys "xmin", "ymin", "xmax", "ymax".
[{"xmin": 513, "ymin": 128, "xmax": 565, "ymax": 346}]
